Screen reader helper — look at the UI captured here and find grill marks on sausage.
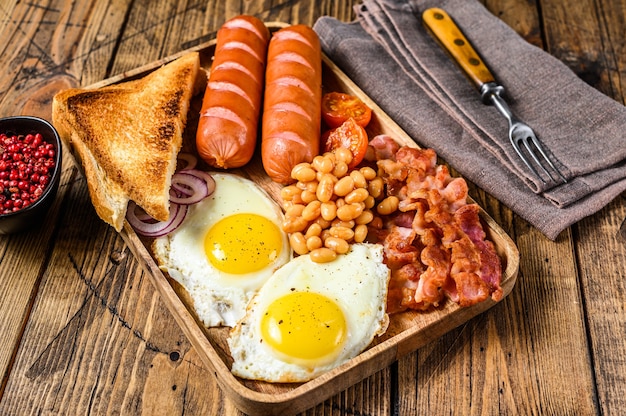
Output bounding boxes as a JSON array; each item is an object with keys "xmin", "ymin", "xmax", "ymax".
[
  {"xmin": 217, "ymin": 41, "xmax": 265, "ymax": 63},
  {"xmin": 267, "ymin": 101, "xmax": 313, "ymax": 121},
  {"xmin": 211, "ymin": 61, "xmax": 258, "ymax": 84},
  {"xmin": 207, "ymin": 81, "xmax": 255, "ymax": 108},
  {"xmin": 201, "ymin": 107, "xmax": 246, "ymax": 126},
  {"xmin": 222, "ymin": 16, "xmax": 268, "ymax": 39}
]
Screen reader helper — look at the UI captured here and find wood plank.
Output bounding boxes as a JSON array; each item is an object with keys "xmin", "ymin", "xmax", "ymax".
[
  {"xmin": 540, "ymin": 0, "xmax": 626, "ymax": 414},
  {"xmin": 0, "ymin": 0, "xmax": 119, "ymax": 392},
  {"xmin": 576, "ymin": 199, "xmax": 626, "ymax": 415},
  {"xmin": 0, "ymin": 156, "xmax": 75, "ymax": 391},
  {"xmin": 540, "ymin": 0, "xmax": 626, "ymax": 99}
]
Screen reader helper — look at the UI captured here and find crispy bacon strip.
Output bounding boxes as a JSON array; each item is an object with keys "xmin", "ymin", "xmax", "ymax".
[{"xmin": 374, "ymin": 145, "xmax": 503, "ymax": 313}]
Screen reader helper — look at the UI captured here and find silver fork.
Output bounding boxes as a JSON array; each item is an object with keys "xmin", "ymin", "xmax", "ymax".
[
  {"xmin": 423, "ymin": 8, "xmax": 567, "ymax": 184},
  {"xmin": 481, "ymin": 83, "xmax": 567, "ymax": 184}
]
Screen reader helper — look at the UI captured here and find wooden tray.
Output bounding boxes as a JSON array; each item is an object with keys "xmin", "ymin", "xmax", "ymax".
[{"xmin": 86, "ymin": 22, "xmax": 519, "ymax": 416}]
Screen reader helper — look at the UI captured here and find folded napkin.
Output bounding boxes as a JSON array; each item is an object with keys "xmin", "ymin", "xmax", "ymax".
[{"xmin": 313, "ymin": 0, "xmax": 626, "ymax": 240}]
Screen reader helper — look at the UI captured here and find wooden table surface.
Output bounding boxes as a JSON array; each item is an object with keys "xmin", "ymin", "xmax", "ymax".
[{"xmin": 1, "ymin": 0, "xmax": 625, "ymax": 415}]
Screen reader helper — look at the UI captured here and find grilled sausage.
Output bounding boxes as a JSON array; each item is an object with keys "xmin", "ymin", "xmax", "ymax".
[
  {"xmin": 261, "ymin": 24, "xmax": 322, "ymax": 184},
  {"xmin": 196, "ymin": 15, "xmax": 270, "ymax": 168}
]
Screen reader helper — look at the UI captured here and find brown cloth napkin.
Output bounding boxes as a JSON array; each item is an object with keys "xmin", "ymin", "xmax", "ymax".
[{"xmin": 313, "ymin": 0, "xmax": 626, "ymax": 240}]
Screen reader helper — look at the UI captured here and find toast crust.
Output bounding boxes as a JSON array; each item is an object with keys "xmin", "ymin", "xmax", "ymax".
[{"xmin": 53, "ymin": 52, "xmax": 205, "ymax": 231}]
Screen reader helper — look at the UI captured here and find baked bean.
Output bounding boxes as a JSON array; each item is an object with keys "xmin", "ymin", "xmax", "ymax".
[
  {"xmin": 302, "ymin": 200, "xmax": 321, "ymax": 221},
  {"xmin": 355, "ymin": 209, "xmax": 374, "ymax": 225},
  {"xmin": 304, "ymin": 180, "xmax": 319, "ymax": 193},
  {"xmin": 281, "ymin": 185, "xmax": 301, "ymax": 201},
  {"xmin": 368, "ymin": 177, "xmax": 384, "ymax": 199},
  {"xmin": 312, "ymin": 155, "xmax": 334, "ymax": 173},
  {"xmin": 281, "ymin": 146, "xmax": 396, "ymax": 257},
  {"xmin": 285, "ymin": 203, "xmax": 305, "ymax": 218},
  {"xmin": 300, "ymin": 190, "xmax": 318, "ymax": 204},
  {"xmin": 324, "ymin": 236, "xmax": 350, "ymax": 254},
  {"xmin": 320, "ymin": 201, "xmax": 337, "ymax": 221},
  {"xmin": 322, "ymin": 151, "xmax": 336, "ymax": 163},
  {"xmin": 291, "ymin": 192, "xmax": 304, "ymax": 205},
  {"xmin": 283, "ymin": 216, "xmax": 308, "ymax": 233},
  {"xmin": 334, "ymin": 147, "xmax": 353, "ymax": 165},
  {"xmin": 345, "ymin": 188, "xmax": 369, "ymax": 204},
  {"xmin": 306, "ymin": 235, "xmax": 323, "ymax": 251},
  {"xmin": 331, "ymin": 219, "xmax": 355, "ymax": 229},
  {"xmin": 337, "ymin": 203, "xmax": 363, "ymax": 221},
  {"xmin": 310, "ymin": 247, "xmax": 337, "ymax": 263},
  {"xmin": 313, "ymin": 217, "xmax": 331, "ymax": 229},
  {"xmin": 354, "ymin": 224, "xmax": 368, "ymax": 243},
  {"xmin": 305, "ymin": 222, "xmax": 322, "ymax": 238},
  {"xmin": 350, "ymin": 170, "xmax": 367, "ymax": 188},
  {"xmin": 334, "ymin": 176, "xmax": 354, "ymax": 197},
  {"xmin": 332, "ymin": 160, "xmax": 349, "ymax": 178},
  {"xmin": 316, "ymin": 173, "xmax": 335, "ymax": 202},
  {"xmin": 377, "ymin": 196, "xmax": 399, "ymax": 215},
  {"xmin": 328, "ymin": 225, "xmax": 354, "ymax": 241},
  {"xmin": 289, "ymin": 232, "xmax": 309, "ymax": 255},
  {"xmin": 292, "ymin": 163, "xmax": 316, "ymax": 182},
  {"xmin": 360, "ymin": 166, "xmax": 377, "ymax": 181}
]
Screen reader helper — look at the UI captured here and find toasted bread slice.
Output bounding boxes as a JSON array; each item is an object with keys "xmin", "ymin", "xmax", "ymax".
[{"xmin": 53, "ymin": 52, "xmax": 206, "ymax": 231}]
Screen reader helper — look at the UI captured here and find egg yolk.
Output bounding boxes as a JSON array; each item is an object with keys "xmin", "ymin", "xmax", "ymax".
[
  {"xmin": 204, "ymin": 213, "xmax": 283, "ymax": 274},
  {"xmin": 260, "ymin": 291, "xmax": 347, "ymax": 362}
]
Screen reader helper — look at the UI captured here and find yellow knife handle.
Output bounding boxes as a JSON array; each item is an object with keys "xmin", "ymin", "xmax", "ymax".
[{"xmin": 422, "ymin": 7, "xmax": 495, "ymax": 89}]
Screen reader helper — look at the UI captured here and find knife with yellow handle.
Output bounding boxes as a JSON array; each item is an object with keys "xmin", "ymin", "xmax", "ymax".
[{"xmin": 422, "ymin": 7, "xmax": 567, "ymax": 184}]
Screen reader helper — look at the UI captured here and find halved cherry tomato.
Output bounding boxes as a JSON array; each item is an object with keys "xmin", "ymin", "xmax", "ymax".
[
  {"xmin": 321, "ymin": 92, "xmax": 372, "ymax": 129},
  {"xmin": 323, "ymin": 118, "xmax": 369, "ymax": 169}
]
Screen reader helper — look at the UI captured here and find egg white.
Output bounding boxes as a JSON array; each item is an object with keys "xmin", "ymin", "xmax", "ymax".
[
  {"xmin": 153, "ymin": 173, "xmax": 292, "ymax": 327},
  {"xmin": 228, "ymin": 243, "xmax": 390, "ymax": 383}
]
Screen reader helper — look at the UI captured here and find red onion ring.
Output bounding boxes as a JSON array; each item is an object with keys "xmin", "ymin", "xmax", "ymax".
[
  {"xmin": 170, "ymin": 170, "xmax": 216, "ymax": 205},
  {"xmin": 126, "ymin": 200, "xmax": 188, "ymax": 237},
  {"xmin": 126, "ymin": 166, "xmax": 216, "ymax": 237}
]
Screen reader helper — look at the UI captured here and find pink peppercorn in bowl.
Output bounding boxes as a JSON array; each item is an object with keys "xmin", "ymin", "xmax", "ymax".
[{"xmin": 0, "ymin": 116, "xmax": 62, "ymax": 234}]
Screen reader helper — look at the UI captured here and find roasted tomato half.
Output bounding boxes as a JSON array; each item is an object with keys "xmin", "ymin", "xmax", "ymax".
[
  {"xmin": 321, "ymin": 92, "xmax": 372, "ymax": 129},
  {"xmin": 323, "ymin": 118, "xmax": 369, "ymax": 169}
]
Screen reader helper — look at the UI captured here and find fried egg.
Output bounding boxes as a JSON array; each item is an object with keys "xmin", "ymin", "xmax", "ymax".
[
  {"xmin": 228, "ymin": 243, "xmax": 390, "ymax": 383},
  {"xmin": 153, "ymin": 173, "xmax": 292, "ymax": 327}
]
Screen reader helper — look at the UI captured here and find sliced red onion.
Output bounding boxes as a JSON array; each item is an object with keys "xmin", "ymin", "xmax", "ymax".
[
  {"xmin": 188, "ymin": 169, "xmax": 216, "ymax": 192},
  {"xmin": 133, "ymin": 207, "xmax": 155, "ymax": 222},
  {"xmin": 126, "ymin": 201, "xmax": 188, "ymax": 237},
  {"xmin": 170, "ymin": 181, "xmax": 194, "ymax": 197},
  {"xmin": 176, "ymin": 152, "xmax": 197, "ymax": 171},
  {"xmin": 170, "ymin": 170, "xmax": 215, "ymax": 205},
  {"xmin": 126, "ymin": 165, "xmax": 216, "ymax": 237}
]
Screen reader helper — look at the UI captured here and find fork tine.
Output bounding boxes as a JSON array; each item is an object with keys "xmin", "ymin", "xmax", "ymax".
[
  {"xmin": 526, "ymin": 136, "xmax": 568, "ymax": 183},
  {"xmin": 520, "ymin": 136, "xmax": 554, "ymax": 181},
  {"xmin": 484, "ymin": 88, "xmax": 567, "ymax": 185},
  {"xmin": 509, "ymin": 136, "xmax": 546, "ymax": 183}
]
